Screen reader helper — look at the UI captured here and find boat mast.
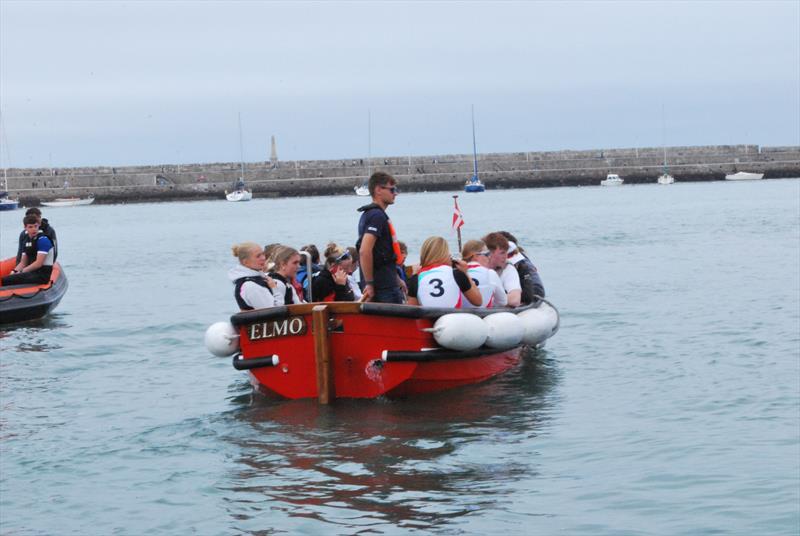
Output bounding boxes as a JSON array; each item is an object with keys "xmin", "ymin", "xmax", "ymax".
[
  {"xmin": 367, "ymin": 109, "xmax": 372, "ymax": 178},
  {"xmin": 661, "ymin": 104, "xmax": 667, "ymax": 174},
  {"xmin": 471, "ymin": 105, "xmax": 478, "ymax": 180},
  {"xmin": 238, "ymin": 112, "xmax": 245, "ymax": 182}
]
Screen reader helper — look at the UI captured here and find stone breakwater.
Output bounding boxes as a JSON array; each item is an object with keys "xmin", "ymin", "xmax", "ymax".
[{"xmin": 4, "ymin": 144, "xmax": 799, "ymax": 206}]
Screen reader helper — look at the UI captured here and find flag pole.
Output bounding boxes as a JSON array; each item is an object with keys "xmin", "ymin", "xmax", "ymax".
[{"xmin": 453, "ymin": 194, "xmax": 462, "ymax": 254}]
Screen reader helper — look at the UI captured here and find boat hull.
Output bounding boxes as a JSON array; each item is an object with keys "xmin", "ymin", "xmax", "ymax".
[
  {"xmin": 657, "ymin": 174, "xmax": 675, "ymax": 184},
  {"xmin": 725, "ymin": 172, "xmax": 764, "ymax": 181},
  {"xmin": 464, "ymin": 183, "xmax": 485, "ymax": 193},
  {"xmin": 41, "ymin": 197, "xmax": 95, "ymax": 207},
  {"xmin": 0, "ymin": 200, "xmax": 19, "ymax": 211},
  {"xmin": 230, "ymin": 302, "xmax": 533, "ymax": 400},
  {"xmin": 354, "ymin": 185, "xmax": 370, "ymax": 196},
  {"xmin": 0, "ymin": 258, "xmax": 68, "ymax": 324},
  {"xmin": 226, "ymin": 190, "xmax": 253, "ymax": 202}
]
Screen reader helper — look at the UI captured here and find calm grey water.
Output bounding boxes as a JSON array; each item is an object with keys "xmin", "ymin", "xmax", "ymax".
[{"xmin": 1, "ymin": 179, "xmax": 798, "ymax": 535}]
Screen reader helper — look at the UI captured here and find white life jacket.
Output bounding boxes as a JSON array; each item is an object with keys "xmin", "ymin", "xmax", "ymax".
[
  {"xmin": 465, "ymin": 262, "xmax": 503, "ymax": 309},
  {"xmin": 416, "ymin": 263, "xmax": 463, "ymax": 308}
]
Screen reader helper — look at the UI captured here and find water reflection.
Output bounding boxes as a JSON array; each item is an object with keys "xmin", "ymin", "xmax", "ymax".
[
  {"xmin": 0, "ymin": 315, "xmax": 70, "ymax": 352},
  {"xmin": 221, "ymin": 349, "xmax": 560, "ymax": 533}
]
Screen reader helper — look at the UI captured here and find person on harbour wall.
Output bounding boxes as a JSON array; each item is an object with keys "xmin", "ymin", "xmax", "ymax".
[
  {"xmin": 406, "ymin": 236, "xmax": 481, "ymax": 308},
  {"xmin": 356, "ymin": 171, "xmax": 406, "ymax": 303},
  {"xmin": 498, "ymin": 230, "xmax": 545, "ymax": 302},
  {"xmin": 311, "ymin": 243, "xmax": 356, "ymax": 302},
  {"xmin": 268, "ymin": 246, "xmax": 305, "ymax": 305},
  {"xmin": 482, "ymin": 232, "xmax": 522, "ymax": 307},
  {"xmin": 228, "ymin": 241, "xmax": 276, "ymax": 311},
  {"xmin": 3, "ymin": 215, "xmax": 55, "ymax": 286},
  {"xmin": 16, "ymin": 207, "xmax": 57, "ymax": 263},
  {"xmin": 460, "ymin": 239, "xmax": 507, "ymax": 309}
]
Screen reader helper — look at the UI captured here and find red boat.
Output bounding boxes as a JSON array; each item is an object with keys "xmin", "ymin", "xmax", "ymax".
[
  {"xmin": 0, "ymin": 257, "xmax": 68, "ymax": 324},
  {"xmin": 214, "ymin": 300, "xmax": 559, "ymax": 402}
]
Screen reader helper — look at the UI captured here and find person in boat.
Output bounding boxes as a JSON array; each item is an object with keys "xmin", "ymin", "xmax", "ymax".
[
  {"xmin": 2, "ymin": 214, "xmax": 55, "ymax": 286},
  {"xmin": 356, "ymin": 171, "xmax": 406, "ymax": 304},
  {"xmin": 268, "ymin": 246, "xmax": 305, "ymax": 305},
  {"xmin": 460, "ymin": 239, "xmax": 508, "ymax": 309},
  {"xmin": 311, "ymin": 243, "xmax": 356, "ymax": 302},
  {"xmin": 406, "ymin": 236, "xmax": 481, "ymax": 308},
  {"xmin": 296, "ymin": 244, "xmax": 322, "ymax": 298},
  {"xmin": 16, "ymin": 208, "xmax": 57, "ymax": 263},
  {"xmin": 482, "ymin": 232, "xmax": 522, "ymax": 307},
  {"xmin": 229, "ymin": 241, "xmax": 277, "ymax": 311},
  {"xmin": 345, "ymin": 245, "xmax": 363, "ymax": 301},
  {"xmin": 263, "ymin": 242, "xmax": 282, "ymax": 272},
  {"xmin": 498, "ymin": 231, "xmax": 546, "ymax": 302}
]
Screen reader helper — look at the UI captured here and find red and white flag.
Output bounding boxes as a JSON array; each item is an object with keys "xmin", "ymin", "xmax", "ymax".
[{"xmin": 452, "ymin": 197, "xmax": 465, "ymax": 231}]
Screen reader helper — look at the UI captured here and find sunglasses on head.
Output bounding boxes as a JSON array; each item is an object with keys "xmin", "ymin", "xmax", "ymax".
[
  {"xmin": 335, "ymin": 251, "xmax": 351, "ymax": 263},
  {"xmin": 476, "ymin": 251, "xmax": 491, "ymax": 256}
]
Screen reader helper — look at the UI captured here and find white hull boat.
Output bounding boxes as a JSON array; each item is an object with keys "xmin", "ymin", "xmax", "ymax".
[
  {"xmin": 354, "ymin": 185, "xmax": 370, "ymax": 196},
  {"xmin": 41, "ymin": 196, "xmax": 95, "ymax": 207},
  {"xmin": 725, "ymin": 171, "xmax": 764, "ymax": 181},
  {"xmin": 600, "ymin": 173, "xmax": 624, "ymax": 186},
  {"xmin": 657, "ymin": 173, "xmax": 675, "ymax": 185},
  {"xmin": 226, "ymin": 189, "xmax": 253, "ymax": 202}
]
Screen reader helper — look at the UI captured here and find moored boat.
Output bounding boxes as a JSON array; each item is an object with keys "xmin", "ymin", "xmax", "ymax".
[
  {"xmin": 0, "ymin": 257, "xmax": 68, "ymax": 324},
  {"xmin": 41, "ymin": 196, "xmax": 94, "ymax": 207},
  {"xmin": 205, "ymin": 300, "xmax": 559, "ymax": 401},
  {"xmin": 0, "ymin": 191, "xmax": 19, "ymax": 211},
  {"xmin": 600, "ymin": 173, "xmax": 624, "ymax": 186},
  {"xmin": 464, "ymin": 105, "xmax": 486, "ymax": 193},
  {"xmin": 725, "ymin": 171, "xmax": 764, "ymax": 181},
  {"xmin": 354, "ymin": 184, "xmax": 370, "ymax": 196}
]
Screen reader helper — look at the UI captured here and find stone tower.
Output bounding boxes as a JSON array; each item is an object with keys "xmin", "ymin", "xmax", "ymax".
[{"xmin": 270, "ymin": 135, "xmax": 278, "ymax": 164}]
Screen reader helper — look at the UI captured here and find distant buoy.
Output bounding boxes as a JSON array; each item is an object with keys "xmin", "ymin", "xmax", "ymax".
[
  {"xmin": 204, "ymin": 321, "xmax": 240, "ymax": 357},
  {"xmin": 429, "ymin": 313, "xmax": 488, "ymax": 351},
  {"xmin": 517, "ymin": 302, "xmax": 558, "ymax": 345},
  {"xmin": 483, "ymin": 312, "xmax": 524, "ymax": 348}
]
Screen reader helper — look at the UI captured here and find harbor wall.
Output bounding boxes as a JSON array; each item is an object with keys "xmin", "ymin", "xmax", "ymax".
[{"xmin": 4, "ymin": 144, "xmax": 799, "ymax": 205}]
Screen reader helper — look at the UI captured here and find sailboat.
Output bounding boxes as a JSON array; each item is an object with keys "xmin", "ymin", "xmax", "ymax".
[
  {"xmin": 657, "ymin": 105, "xmax": 675, "ymax": 185},
  {"xmin": 226, "ymin": 113, "xmax": 253, "ymax": 202},
  {"xmin": 354, "ymin": 110, "xmax": 371, "ymax": 196},
  {"xmin": 0, "ymin": 112, "xmax": 18, "ymax": 210},
  {"xmin": 464, "ymin": 105, "xmax": 485, "ymax": 193}
]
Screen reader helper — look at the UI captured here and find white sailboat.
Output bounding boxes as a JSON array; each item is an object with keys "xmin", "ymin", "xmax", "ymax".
[
  {"xmin": 657, "ymin": 106, "xmax": 674, "ymax": 184},
  {"xmin": 354, "ymin": 110, "xmax": 371, "ymax": 196},
  {"xmin": 226, "ymin": 113, "xmax": 253, "ymax": 202}
]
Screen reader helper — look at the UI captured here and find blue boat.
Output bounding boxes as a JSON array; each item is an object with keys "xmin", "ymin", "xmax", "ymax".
[
  {"xmin": 464, "ymin": 106, "xmax": 485, "ymax": 193},
  {"xmin": 0, "ymin": 191, "xmax": 19, "ymax": 211}
]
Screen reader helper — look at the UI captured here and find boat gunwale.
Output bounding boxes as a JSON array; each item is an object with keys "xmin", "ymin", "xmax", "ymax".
[{"xmin": 230, "ymin": 301, "xmax": 540, "ymax": 326}]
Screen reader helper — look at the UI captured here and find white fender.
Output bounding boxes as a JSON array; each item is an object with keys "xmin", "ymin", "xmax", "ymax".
[
  {"xmin": 517, "ymin": 302, "xmax": 559, "ymax": 345},
  {"xmin": 429, "ymin": 313, "xmax": 488, "ymax": 351},
  {"xmin": 204, "ymin": 321, "xmax": 240, "ymax": 357},
  {"xmin": 483, "ymin": 312, "xmax": 524, "ymax": 349}
]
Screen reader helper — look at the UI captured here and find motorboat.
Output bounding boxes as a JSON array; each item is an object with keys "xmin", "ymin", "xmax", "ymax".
[
  {"xmin": 41, "ymin": 196, "xmax": 95, "ymax": 207},
  {"xmin": 0, "ymin": 191, "xmax": 19, "ymax": 211},
  {"xmin": 205, "ymin": 300, "xmax": 559, "ymax": 402},
  {"xmin": 0, "ymin": 258, "xmax": 68, "ymax": 324},
  {"xmin": 725, "ymin": 171, "xmax": 764, "ymax": 181},
  {"xmin": 657, "ymin": 173, "xmax": 675, "ymax": 185},
  {"xmin": 600, "ymin": 173, "xmax": 624, "ymax": 186},
  {"xmin": 354, "ymin": 184, "xmax": 370, "ymax": 196}
]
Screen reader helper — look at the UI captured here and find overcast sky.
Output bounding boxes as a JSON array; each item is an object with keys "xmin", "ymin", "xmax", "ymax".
[{"xmin": 1, "ymin": 0, "xmax": 798, "ymax": 168}]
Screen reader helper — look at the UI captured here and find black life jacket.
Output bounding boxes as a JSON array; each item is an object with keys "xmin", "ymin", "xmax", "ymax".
[
  {"xmin": 22, "ymin": 232, "xmax": 53, "ymax": 276},
  {"xmin": 356, "ymin": 203, "xmax": 396, "ymax": 268},
  {"xmin": 267, "ymin": 272, "xmax": 295, "ymax": 305},
  {"xmin": 514, "ymin": 255, "xmax": 545, "ymax": 303},
  {"xmin": 234, "ymin": 276, "xmax": 270, "ymax": 311}
]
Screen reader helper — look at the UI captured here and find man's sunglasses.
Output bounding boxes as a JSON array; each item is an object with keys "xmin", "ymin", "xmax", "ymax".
[{"xmin": 380, "ymin": 185, "xmax": 399, "ymax": 194}]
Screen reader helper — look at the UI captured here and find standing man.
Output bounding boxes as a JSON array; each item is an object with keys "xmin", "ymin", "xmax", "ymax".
[
  {"xmin": 3, "ymin": 215, "xmax": 55, "ymax": 286},
  {"xmin": 482, "ymin": 232, "xmax": 522, "ymax": 307},
  {"xmin": 16, "ymin": 207, "xmax": 57, "ymax": 263},
  {"xmin": 357, "ymin": 171, "xmax": 405, "ymax": 303}
]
